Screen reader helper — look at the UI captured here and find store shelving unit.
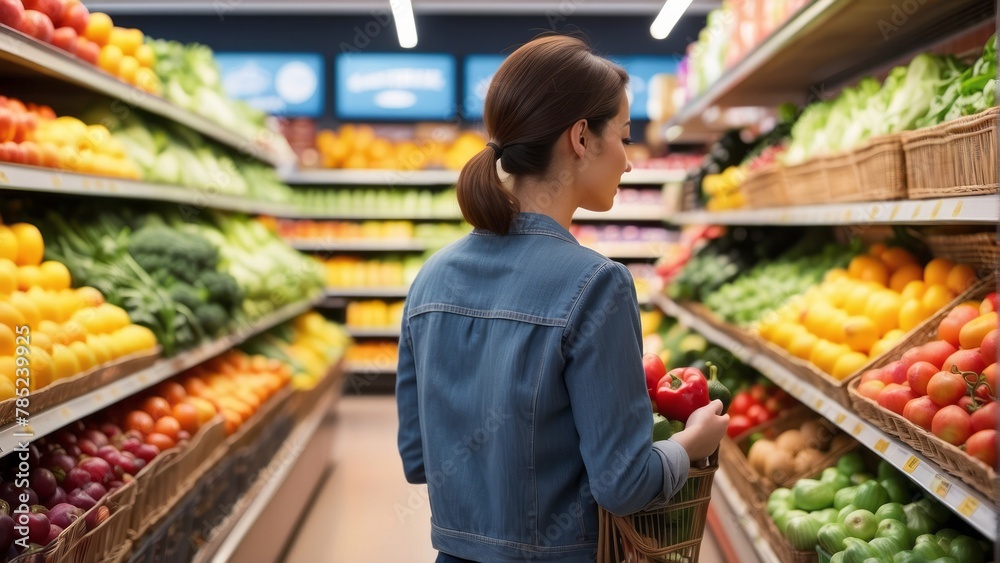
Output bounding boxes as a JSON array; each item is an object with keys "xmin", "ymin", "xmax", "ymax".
[
  {"xmin": 0, "ymin": 26, "xmax": 292, "ymax": 166},
  {"xmin": 288, "ymin": 239, "xmax": 428, "ymax": 252},
  {"xmin": 326, "ymin": 287, "xmax": 410, "ymax": 299},
  {"xmin": 670, "ymin": 195, "xmax": 1000, "ymax": 225},
  {"xmin": 345, "ymin": 327, "xmax": 402, "ymax": 339},
  {"xmin": 651, "ymin": 293, "xmax": 997, "ymax": 540},
  {"xmin": 343, "ymin": 361, "xmax": 397, "ymax": 375},
  {"xmin": 0, "ymin": 295, "xmax": 322, "ymax": 458},
  {"xmin": 664, "ymin": 0, "xmax": 994, "ymax": 140},
  {"xmin": 283, "ymin": 168, "xmax": 686, "ymax": 187},
  {"xmin": 583, "ymin": 242, "xmax": 670, "ymax": 260},
  {"xmin": 712, "ymin": 469, "xmax": 781, "ymax": 563}
]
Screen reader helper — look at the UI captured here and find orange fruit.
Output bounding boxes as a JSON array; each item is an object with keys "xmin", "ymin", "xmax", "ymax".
[
  {"xmin": 156, "ymin": 381, "xmax": 187, "ymax": 405},
  {"xmin": 58, "ymin": 320, "xmax": 87, "ymax": 344},
  {"xmin": 0, "ymin": 302, "xmax": 26, "ymax": 330},
  {"xmin": 141, "ymin": 396, "xmax": 172, "ymax": 420},
  {"xmin": 900, "ymin": 280, "xmax": 927, "ymax": 301},
  {"xmin": 67, "ymin": 341, "xmax": 97, "ymax": 372},
  {"xmin": 217, "ymin": 397, "xmax": 252, "ymax": 421},
  {"xmin": 8, "ymin": 293, "xmax": 40, "ymax": 329},
  {"xmin": 38, "ymin": 261, "xmax": 71, "ymax": 291},
  {"xmin": 50, "ymin": 344, "xmax": 82, "ymax": 381},
  {"xmin": 899, "ymin": 299, "xmax": 932, "ymax": 332},
  {"xmin": 124, "ymin": 410, "xmax": 155, "ymax": 435},
  {"xmin": 880, "ymin": 247, "xmax": 918, "ymax": 272},
  {"xmin": 145, "ymin": 432, "xmax": 176, "ymax": 451},
  {"xmin": 16, "ymin": 266, "xmax": 43, "ymax": 291},
  {"xmin": 183, "ymin": 377, "xmax": 209, "ymax": 398},
  {"xmin": 0, "ymin": 377, "xmax": 14, "ymax": 401},
  {"xmin": 824, "ymin": 268, "xmax": 849, "ymax": 283},
  {"xmin": 9, "ymin": 224, "xmax": 43, "ymax": 267},
  {"xmin": 945, "ymin": 264, "xmax": 978, "ymax": 295},
  {"xmin": 84, "ymin": 12, "xmax": 113, "ymax": 45},
  {"xmin": 889, "ymin": 263, "xmax": 924, "ymax": 293},
  {"xmin": 85, "ymin": 334, "xmax": 112, "ymax": 365},
  {"xmin": 844, "ymin": 316, "xmax": 879, "ymax": 353},
  {"xmin": 221, "ymin": 409, "xmax": 242, "ymax": 436},
  {"xmin": 844, "ymin": 284, "xmax": 875, "ymax": 316},
  {"xmin": 832, "ymin": 352, "xmax": 870, "ymax": 380},
  {"xmin": 0, "ymin": 325, "xmax": 13, "ymax": 356},
  {"xmin": 0, "ymin": 259, "xmax": 16, "ymax": 295},
  {"xmin": 153, "ymin": 415, "xmax": 181, "ymax": 440},
  {"xmin": 0, "ymin": 227, "xmax": 17, "ymax": 263},
  {"xmin": 865, "ymin": 291, "xmax": 903, "ymax": 336},
  {"xmin": 788, "ymin": 332, "xmax": 819, "ymax": 360},
  {"xmin": 28, "ymin": 346, "xmax": 52, "ymax": 391},
  {"xmin": 921, "ymin": 284, "xmax": 956, "ymax": 314},
  {"xmin": 76, "ymin": 287, "xmax": 105, "ymax": 308},
  {"xmin": 171, "ymin": 403, "xmax": 200, "ymax": 434},
  {"xmin": 234, "ymin": 389, "xmax": 261, "ymax": 411},
  {"xmin": 849, "ymin": 255, "xmax": 879, "ymax": 278},
  {"xmin": 185, "ymin": 396, "xmax": 217, "ymax": 425},
  {"xmin": 868, "ymin": 242, "xmax": 887, "ymax": 258},
  {"xmin": 97, "ymin": 44, "xmax": 123, "ymax": 74},
  {"xmin": 25, "ymin": 288, "xmax": 59, "ymax": 322},
  {"xmin": 117, "ymin": 55, "xmax": 140, "ymax": 84},
  {"xmin": 856, "ymin": 259, "xmax": 890, "ymax": 287},
  {"xmin": 924, "ymin": 258, "xmax": 955, "ymax": 286},
  {"xmin": 134, "ymin": 44, "xmax": 155, "ymax": 68},
  {"xmin": 0, "ymin": 356, "xmax": 14, "ymax": 384},
  {"xmin": 31, "ymin": 331, "xmax": 53, "ymax": 354}
]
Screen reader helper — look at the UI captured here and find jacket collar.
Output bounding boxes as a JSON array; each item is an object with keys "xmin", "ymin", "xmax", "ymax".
[{"xmin": 473, "ymin": 212, "xmax": 579, "ymax": 245}]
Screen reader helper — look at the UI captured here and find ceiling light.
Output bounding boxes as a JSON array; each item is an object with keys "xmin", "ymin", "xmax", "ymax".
[
  {"xmin": 650, "ymin": 0, "xmax": 695, "ymax": 40},
  {"xmin": 391, "ymin": 0, "xmax": 418, "ymax": 48}
]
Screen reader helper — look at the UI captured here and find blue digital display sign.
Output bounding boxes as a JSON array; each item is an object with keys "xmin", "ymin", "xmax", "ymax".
[
  {"xmin": 216, "ymin": 53, "xmax": 324, "ymax": 117},
  {"xmin": 335, "ymin": 53, "xmax": 457, "ymax": 120}
]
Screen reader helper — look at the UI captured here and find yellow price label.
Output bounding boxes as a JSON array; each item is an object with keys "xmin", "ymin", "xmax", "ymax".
[
  {"xmin": 51, "ymin": 175, "xmax": 62, "ymax": 187},
  {"xmin": 890, "ymin": 204, "xmax": 901, "ymax": 220},
  {"xmin": 0, "ymin": 171, "xmax": 9, "ymax": 183},
  {"xmin": 835, "ymin": 413, "xmax": 846, "ymax": 424},
  {"xmin": 903, "ymin": 456, "xmax": 920, "ymax": 473},
  {"xmin": 852, "ymin": 424, "xmax": 863, "ymax": 436},
  {"xmin": 844, "ymin": 209, "xmax": 852, "ymax": 222},
  {"xmin": 138, "ymin": 373, "xmax": 149, "ymax": 384},
  {"xmin": 934, "ymin": 478, "xmax": 951, "ymax": 498},
  {"xmin": 958, "ymin": 496, "xmax": 980, "ymax": 517},
  {"xmin": 930, "ymin": 200, "xmax": 943, "ymax": 219},
  {"xmin": 951, "ymin": 201, "xmax": 963, "ymax": 218},
  {"xmin": 911, "ymin": 204, "xmax": 922, "ymax": 219},
  {"xmin": 874, "ymin": 439, "xmax": 889, "ymax": 453},
  {"xmin": 814, "ymin": 398, "xmax": 824, "ymax": 410},
  {"xmin": 59, "ymin": 407, "xmax": 72, "ymax": 419}
]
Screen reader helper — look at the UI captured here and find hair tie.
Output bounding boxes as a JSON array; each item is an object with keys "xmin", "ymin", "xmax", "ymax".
[{"xmin": 487, "ymin": 142, "xmax": 503, "ymax": 159}]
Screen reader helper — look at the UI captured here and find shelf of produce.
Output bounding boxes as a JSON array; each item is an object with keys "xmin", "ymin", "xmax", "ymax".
[
  {"xmin": 0, "ymin": 26, "xmax": 291, "ymax": 167},
  {"xmin": 284, "ymin": 211, "xmax": 463, "ymax": 221},
  {"xmin": 0, "ymin": 162, "xmax": 300, "ymax": 214},
  {"xmin": 650, "ymin": 293, "xmax": 998, "ymax": 540},
  {"xmin": 195, "ymin": 377, "xmax": 338, "ymax": 563},
  {"xmin": 0, "ymin": 295, "xmax": 322, "ymax": 458},
  {"xmin": 286, "ymin": 239, "xmax": 428, "ymax": 252},
  {"xmin": 326, "ymin": 287, "xmax": 410, "ymax": 299},
  {"xmin": 584, "ymin": 242, "xmax": 668, "ymax": 260},
  {"xmin": 283, "ymin": 169, "xmax": 460, "ymax": 186},
  {"xmin": 669, "ymin": 195, "xmax": 1000, "ymax": 226},
  {"xmin": 346, "ymin": 327, "xmax": 401, "ymax": 338},
  {"xmin": 712, "ymin": 468, "xmax": 782, "ymax": 563},
  {"xmin": 343, "ymin": 361, "xmax": 396, "ymax": 375},
  {"xmin": 664, "ymin": 0, "xmax": 994, "ymax": 140},
  {"xmin": 574, "ymin": 206, "xmax": 666, "ymax": 222}
]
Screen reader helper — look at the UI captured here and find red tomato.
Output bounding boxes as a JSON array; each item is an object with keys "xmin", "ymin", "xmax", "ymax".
[
  {"xmin": 958, "ymin": 395, "xmax": 975, "ymax": 412},
  {"xmin": 981, "ymin": 292, "xmax": 999, "ymax": 315},
  {"xmin": 746, "ymin": 404, "xmax": 770, "ymax": 425},
  {"xmin": 903, "ymin": 396, "xmax": 941, "ymax": 431},
  {"xmin": 881, "ymin": 361, "xmax": 909, "ymax": 385},
  {"xmin": 749, "ymin": 383, "xmax": 768, "ymax": 403},
  {"xmin": 927, "ymin": 371, "xmax": 967, "ymax": 407},
  {"xmin": 763, "ymin": 396, "xmax": 782, "ymax": 415},
  {"xmin": 931, "ymin": 405, "xmax": 973, "ymax": 445},
  {"xmin": 971, "ymin": 401, "xmax": 998, "ymax": 433},
  {"xmin": 917, "ymin": 341, "xmax": 959, "ymax": 370},
  {"xmin": 937, "ymin": 305, "xmax": 981, "ymax": 348},
  {"xmin": 942, "ymin": 349, "xmax": 986, "ymax": 376},
  {"xmin": 966, "ymin": 429, "xmax": 996, "ymax": 468},
  {"xmin": 860, "ymin": 368, "xmax": 886, "ymax": 384},
  {"xmin": 858, "ymin": 380, "xmax": 887, "ymax": 401},
  {"xmin": 982, "ymin": 329, "xmax": 998, "ymax": 366},
  {"xmin": 877, "ymin": 383, "xmax": 918, "ymax": 416},
  {"xmin": 979, "ymin": 363, "xmax": 997, "ymax": 402},
  {"xmin": 727, "ymin": 414, "xmax": 754, "ymax": 438},
  {"xmin": 906, "ymin": 361, "xmax": 939, "ymax": 396},
  {"xmin": 729, "ymin": 393, "xmax": 755, "ymax": 417},
  {"xmin": 642, "ymin": 354, "xmax": 666, "ymax": 396}
]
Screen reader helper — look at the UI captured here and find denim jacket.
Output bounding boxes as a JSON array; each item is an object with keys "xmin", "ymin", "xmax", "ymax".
[{"xmin": 397, "ymin": 212, "xmax": 689, "ymax": 562}]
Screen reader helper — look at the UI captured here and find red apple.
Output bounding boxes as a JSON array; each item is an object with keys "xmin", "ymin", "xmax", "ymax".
[
  {"xmin": 17, "ymin": 9, "xmax": 52, "ymax": 42},
  {"xmin": 74, "ymin": 36, "xmax": 98, "ymax": 64},
  {"xmin": 19, "ymin": 140, "xmax": 40, "ymax": 166},
  {"xmin": 22, "ymin": 0, "xmax": 57, "ymax": 22},
  {"xmin": 11, "ymin": 111, "xmax": 34, "ymax": 143},
  {"xmin": 49, "ymin": 25, "xmax": 75, "ymax": 53},
  {"xmin": 1, "ymin": 141, "xmax": 24, "ymax": 163},
  {"xmin": 58, "ymin": 0, "xmax": 85, "ymax": 33},
  {"xmin": 0, "ymin": 0, "xmax": 25, "ymax": 30},
  {"xmin": 943, "ymin": 348, "xmax": 987, "ymax": 376},
  {"xmin": 982, "ymin": 329, "xmax": 998, "ymax": 366}
]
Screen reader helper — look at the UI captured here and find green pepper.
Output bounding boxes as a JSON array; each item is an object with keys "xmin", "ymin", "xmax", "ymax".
[{"xmin": 706, "ymin": 363, "xmax": 731, "ymax": 414}]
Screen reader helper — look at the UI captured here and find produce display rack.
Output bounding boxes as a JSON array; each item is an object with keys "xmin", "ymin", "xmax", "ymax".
[
  {"xmin": 287, "ymin": 239, "xmax": 428, "ymax": 252},
  {"xmin": 583, "ymin": 242, "xmax": 669, "ymax": 260},
  {"xmin": 669, "ymin": 194, "xmax": 1000, "ymax": 226},
  {"xmin": 0, "ymin": 295, "xmax": 322, "ymax": 458},
  {"xmin": 325, "ymin": 287, "xmax": 411, "ymax": 299},
  {"xmin": 282, "ymin": 168, "xmax": 686, "ymax": 187},
  {"xmin": 711, "ymin": 469, "xmax": 782, "ymax": 563},
  {"xmin": 651, "ymin": 293, "xmax": 997, "ymax": 541},
  {"xmin": 664, "ymin": 0, "xmax": 994, "ymax": 140},
  {"xmin": 345, "ymin": 327, "xmax": 402, "ymax": 339},
  {"xmin": 0, "ymin": 26, "xmax": 292, "ymax": 167},
  {"xmin": 343, "ymin": 361, "xmax": 396, "ymax": 375}
]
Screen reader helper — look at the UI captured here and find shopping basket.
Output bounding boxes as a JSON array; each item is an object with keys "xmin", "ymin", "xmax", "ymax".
[{"xmin": 597, "ymin": 450, "xmax": 719, "ymax": 563}]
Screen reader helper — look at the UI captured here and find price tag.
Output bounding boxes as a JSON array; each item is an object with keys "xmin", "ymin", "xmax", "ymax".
[
  {"xmin": 852, "ymin": 424, "xmax": 863, "ymax": 436},
  {"xmin": 930, "ymin": 200, "xmax": 943, "ymax": 219},
  {"xmin": 835, "ymin": 413, "xmax": 846, "ymax": 424},
  {"xmin": 958, "ymin": 496, "xmax": 980, "ymax": 517},
  {"xmin": 890, "ymin": 204, "xmax": 901, "ymax": 221},
  {"xmin": 92, "ymin": 393, "xmax": 103, "ymax": 403},
  {"xmin": 951, "ymin": 201, "xmax": 963, "ymax": 218},
  {"xmin": 813, "ymin": 398, "xmax": 824, "ymax": 410},
  {"xmin": 60, "ymin": 407, "xmax": 72, "ymax": 419},
  {"xmin": 0, "ymin": 171, "xmax": 9, "ymax": 183},
  {"xmin": 138, "ymin": 373, "xmax": 149, "ymax": 384},
  {"xmin": 51, "ymin": 175, "xmax": 62, "ymax": 187},
  {"xmin": 903, "ymin": 456, "xmax": 920, "ymax": 473},
  {"xmin": 844, "ymin": 209, "xmax": 852, "ymax": 222},
  {"xmin": 874, "ymin": 439, "xmax": 889, "ymax": 453},
  {"xmin": 931, "ymin": 475, "xmax": 951, "ymax": 498},
  {"xmin": 911, "ymin": 204, "xmax": 922, "ymax": 219}
]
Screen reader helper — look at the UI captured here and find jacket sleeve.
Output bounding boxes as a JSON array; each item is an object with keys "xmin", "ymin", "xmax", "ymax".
[
  {"xmin": 562, "ymin": 261, "xmax": 688, "ymax": 516},
  {"xmin": 396, "ymin": 309, "xmax": 426, "ymax": 484}
]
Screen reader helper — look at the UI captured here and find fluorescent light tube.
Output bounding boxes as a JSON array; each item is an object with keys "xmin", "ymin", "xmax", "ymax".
[
  {"xmin": 650, "ymin": 0, "xmax": 695, "ymax": 40},
  {"xmin": 391, "ymin": 0, "xmax": 418, "ymax": 48}
]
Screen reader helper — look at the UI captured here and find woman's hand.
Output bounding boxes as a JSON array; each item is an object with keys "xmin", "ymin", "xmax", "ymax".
[{"xmin": 669, "ymin": 400, "xmax": 729, "ymax": 461}]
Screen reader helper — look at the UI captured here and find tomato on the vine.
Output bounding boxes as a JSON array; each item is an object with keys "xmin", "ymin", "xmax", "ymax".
[
  {"xmin": 903, "ymin": 396, "xmax": 941, "ymax": 431},
  {"xmin": 729, "ymin": 393, "xmax": 755, "ymax": 417},
  {"xmin": 931, "ymin": 405, "xmax": 973, "ymax": 446},
  {"xmin": 970, "ymin": 401, "xmax": 998, "ymax": 433},
  {"xmin": 926, "ymin": 370, "xmax": 967, "ymax": 407},
  {"xmin": 966, "ymin": 429, "xmax": 996, "ymax": 468}
]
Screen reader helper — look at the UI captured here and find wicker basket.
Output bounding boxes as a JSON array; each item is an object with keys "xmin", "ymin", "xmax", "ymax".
[
  {"xmin": 757, "ymin": 504, "xmax": 820, "ymax": 563},
  {"xmin": 851, "ymin": 134, "xmax": 908, "ymax": 203},
  {"xmin": 923, "ymin": 232, "xmax": 999, "ymax": 280},
  {"xmin": 782, "ymin": 159, "xmax": 829, "ymax": 206},
  {"xmin": 823, "ymin": 152, "xmax": 862, "ymax": 203},
  {"xmin": 902, "ymin": 107, "xmax": 999, "ymax": 199},
  {"xmin": 742, "ymin": 164, "xmax": 789, "ymax": 209},
  {"xmin": 598, "ymin": 451, "xmax": 719, "ymax": 563},
  {"xmin": 50, "ymin": 480, "xmax": 138, "ymax": 563}
]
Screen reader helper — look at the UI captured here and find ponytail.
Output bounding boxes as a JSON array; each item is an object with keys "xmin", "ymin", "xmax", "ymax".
[{"xmin": 456, "ymin": 147, "xmax": 520, "ymax": 235}]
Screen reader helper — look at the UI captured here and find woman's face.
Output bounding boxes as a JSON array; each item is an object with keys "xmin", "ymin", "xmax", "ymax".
[{"xmin": 577, "ymin": 96, "xmax": 633, "ymax": 212}]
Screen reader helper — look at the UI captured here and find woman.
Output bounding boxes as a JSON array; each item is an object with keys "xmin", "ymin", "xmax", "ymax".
[{"xmin": 397, "ymin": 35, "xmax": 729, "ymax": 562}]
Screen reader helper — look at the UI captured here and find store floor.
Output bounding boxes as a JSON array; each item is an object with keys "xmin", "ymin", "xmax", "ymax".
[{"xmin": 283, "ymin": 395, "xmax": 733, "ymax": 563}]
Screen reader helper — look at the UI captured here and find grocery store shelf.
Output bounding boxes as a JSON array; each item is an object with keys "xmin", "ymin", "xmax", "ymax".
[
  {"xmin": 619, "ymin": 169, "xmax": 688, "ymax": 185},
  {"xmin": 0, "ymin": 26, "xmax": 292, "ymax": 167},
  {"xmin": 584, "ymin": 242, "xmax": 669, "ymax": 260},
  {"xmin": 712, "ymin": 469, "xmax": 781, "ymax": 563},
  {"xmin": 670, "ymin": 195, "xmax": 1000, "ymax": 225},
  {"xmin": 665, "ymin": 0, "xmax": 995, "ymax": 140},
  {"xmin": 283, "ymin": 168, "xmax": 687, "ymax": 187},
  {"xmin": 0, "ymin": 162, "xmax": 299, "ymax": 214},
  {"xmin": 343, "ymin": 361, "xmax": 396, "ymax": 375},
  {"xmin": 0, "ymin": 295, "xmax": 321, "ymax": 458},
  {"xmin": 287, "ymin": 239, "xmax": 427, "ymax": 252},
  {"xmin": 199, "ymin": 379, "xmax": 337, "ymax": 563},
  {"xmin": 650, "ymin": 293, "xmax": 997, "ymax": 540},
  {"xmin": 574, "ymin": 206, "xmax": 666, "ymax": 222},
  {"xmin": 326, "ymin": 287, "xmax": 410, "ymax": 299},
  {"xmin": 346, "ymin": 327, "xmax": 401, "ymax": 339},
  {"xmin": 285, "ymin": 211, "xmax": 463, "ymax": 221}
]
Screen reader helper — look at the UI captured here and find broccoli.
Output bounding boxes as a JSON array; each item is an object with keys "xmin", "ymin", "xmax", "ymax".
[
  {"xmin": 198, "ymin": 271, "xmax": 243, "ymax": 311},
  {"xmin": 195, "ymin": 302, "xmax": 229, "ymax": 336},
  {"xmin": 127, "ymin": 225, "xmax": 219, "ymax": 284},
  {"xmin": 169, "ymin": 283, "xmax": 206, "ymax": 312}
]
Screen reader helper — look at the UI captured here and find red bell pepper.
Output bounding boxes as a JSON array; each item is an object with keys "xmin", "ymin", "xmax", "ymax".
[{"xmin": 654, "ymin": 367, "xmax": 710, "ymax": 423}]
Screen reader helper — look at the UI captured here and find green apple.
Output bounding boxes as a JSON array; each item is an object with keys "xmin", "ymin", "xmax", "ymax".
[
  {"xmin": 843, "ymin": 509, "xmax": 878, "ymax": 541},
  {"xmin": 875, "ymin": 502, "xmax": 906, "ymax": 523},
  {"xmin": 875, "ymin": 518, "xmax": 912, "ymax": 550}
]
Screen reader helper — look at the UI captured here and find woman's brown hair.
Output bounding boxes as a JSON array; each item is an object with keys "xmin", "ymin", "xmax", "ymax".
[{"xmin": 456, "ymin": 35, "xmax": 629, "ymax": 235}]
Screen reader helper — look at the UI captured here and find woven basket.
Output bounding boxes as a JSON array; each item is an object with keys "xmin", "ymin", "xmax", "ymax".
[
  {"xmin": 923, "ymin": 232, "xmax": 999, "ymax": 280},
  {"xmin": 51, "ymin": 480, "xmax": 138, "ymax": 563},
  {"xmin": 823, "ymin": 151, "xmax": 862, "ymax": 203},
  {"xmin": 742, "ymin": 164, "xmax": 789, "ymax": 209},
  {"xmin": 851, "ymin": 134, "xmax": 908, "ymax": 203},
  {"xmin": 757, "ymin": 505, "xmax": 820, "ymax": 563},
  {"xmin": 782, "ymin": 159, "xmax": 829, "ymax": 206},
  {"xmin": 902, "ymin": 107, "xmax": 999, "ymax": 199},
  {"xmin": 598, "ymin": 451, "xmax": 719, "ymax": 563}
]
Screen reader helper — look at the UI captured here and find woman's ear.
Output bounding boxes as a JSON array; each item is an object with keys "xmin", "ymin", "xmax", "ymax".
[{"xmin": 569, "ymin": 119, "xmax": 588, "ymax": 159}]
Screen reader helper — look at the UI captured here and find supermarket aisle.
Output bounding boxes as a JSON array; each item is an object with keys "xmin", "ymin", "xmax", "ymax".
[{"xmin": 283, "ymin": 395, "xmax": 730, "ymax": 563}]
